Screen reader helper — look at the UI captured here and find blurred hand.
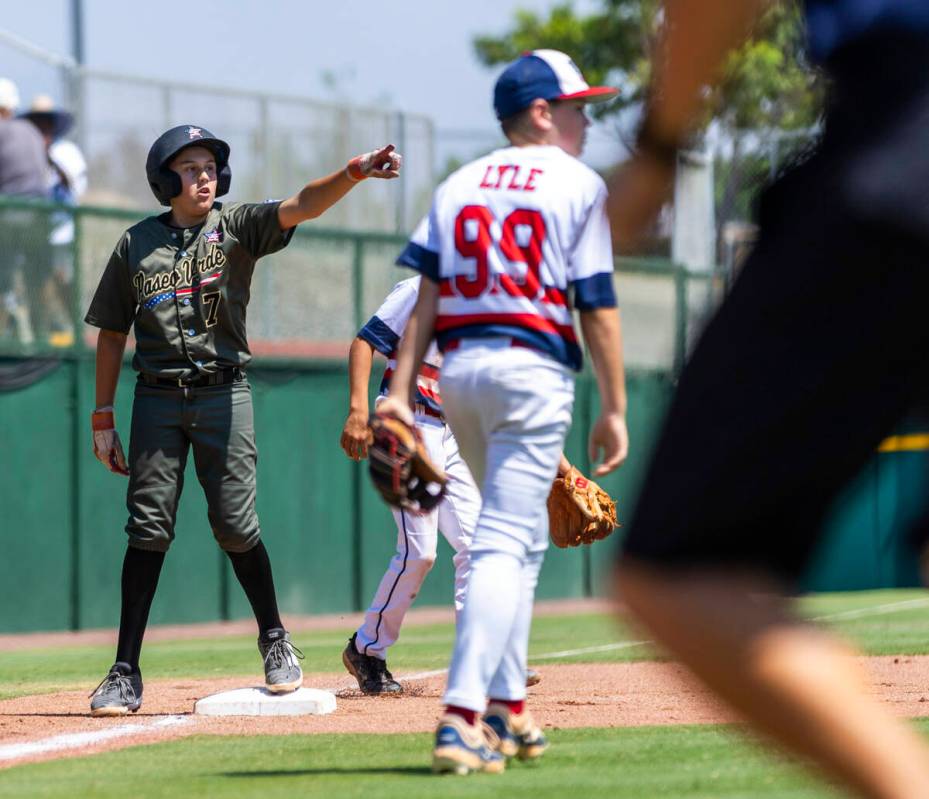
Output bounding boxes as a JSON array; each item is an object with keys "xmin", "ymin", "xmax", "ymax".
[
  {"xmin": 588, "ymin": 411, "xmax": 629, "ymax": 477},
  {"xmin": 347, "ymin": 144, "xmax": 402, "ymax": 181},
  {"xmin": 340, "ymin": 410, "xmax": 373, "ymax": 461},
  {"xmin": 375, "ymin": 395, "xmax": 415, "ymax": 427},
  {"xmin": 91, "ymin": 407, "xmax": 129, "ymax": 476},
  {"xmin": 606, "ymin": 152, "xmax": 675, "ymax": 254}
]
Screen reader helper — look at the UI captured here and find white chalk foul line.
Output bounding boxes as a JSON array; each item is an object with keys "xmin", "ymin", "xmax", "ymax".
[
  {"xmin": 0, "ymin": 715, "xmax": 190, "ymax": 762},
  {"xmin": 395, "ymin": 668, "xmax": 447, "ymax": 683},
  {"xmin": 811, "ymin": 596, "xmax": 929, "ymax": 623},
  {"xmin": 391, "ymin": 640, "xmax": 653, "ymax": 686},
  {"xmin": 528, "ymin": 640, "xmax": 653, "ymax": 660},
  {"xmin": 388, "ymin": 598, "xmax": 929, "ymax": 686}
]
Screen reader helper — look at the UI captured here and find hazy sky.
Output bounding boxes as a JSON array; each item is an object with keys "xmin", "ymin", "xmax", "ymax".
[{"xmin": 2, "ymin": 0, "xmax": 620, "ymax": 166}]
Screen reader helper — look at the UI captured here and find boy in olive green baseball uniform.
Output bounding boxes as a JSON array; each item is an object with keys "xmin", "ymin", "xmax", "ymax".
[{"xmin": 85, "ymin": 124, "xmax": 401, "ymax": 716}]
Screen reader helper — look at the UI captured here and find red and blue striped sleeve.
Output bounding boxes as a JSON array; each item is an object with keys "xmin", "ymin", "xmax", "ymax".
[
  {"xmin": 568, "ymin": 182, "xmax": 616, "ymax": 309},
  {"xmin": 396, "ymin": 212, "xmax": 440, "ymax": 282}
]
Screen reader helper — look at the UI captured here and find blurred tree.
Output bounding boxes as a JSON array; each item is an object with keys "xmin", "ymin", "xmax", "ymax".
[
  {"xmin": 475, "ymin": 1, "xmax": 824, "ymax": 239},
  {"xmin": 474, "ymin": 1, "xmax": 822, "ymax": 135}
]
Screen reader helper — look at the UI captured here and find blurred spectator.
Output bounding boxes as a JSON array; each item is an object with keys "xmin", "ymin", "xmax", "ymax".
[
  {"xmin": 0, "ymin": 78, "xmax": 48, "ymax": 345},
  {"xmin": 22, "ymin": 95, "xmax": 86, "ymax": 347}
]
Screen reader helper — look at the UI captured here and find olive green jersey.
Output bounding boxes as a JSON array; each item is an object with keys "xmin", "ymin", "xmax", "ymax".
[{"xmin": 85, "ymin": 201, "xmax": 293, "ymax": 379}]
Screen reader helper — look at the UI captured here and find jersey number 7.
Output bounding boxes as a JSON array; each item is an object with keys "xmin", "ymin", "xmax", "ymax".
[
  {"xmin": 453, "ymin": 206, "xmax": 546, "ymax": 300},
  {"xmin": 202, "ymin": 291, "xmax": 221, "ymax": 327}
]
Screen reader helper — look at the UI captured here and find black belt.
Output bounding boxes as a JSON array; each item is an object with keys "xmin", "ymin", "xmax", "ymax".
[{"xmin": 139, "ymin": 367, "xmax": 244, "ymax": 389}]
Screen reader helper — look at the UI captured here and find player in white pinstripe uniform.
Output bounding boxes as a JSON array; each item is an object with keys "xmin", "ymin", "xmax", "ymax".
[
  {"xmin": 339, "ymin": 277, "xmax": 479, "ymax": 694},
  {"xmin": 341, "ymin": 277, "xmax": 550, "ymax": 695}
]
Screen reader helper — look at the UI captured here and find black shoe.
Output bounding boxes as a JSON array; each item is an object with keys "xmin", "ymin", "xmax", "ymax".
[
  {"xmin": 258, "ymin": 628, "xmax": 304, "ymax": 694},
  {"xmin": 342, "ymin": 633, "xmax": 402, "ymax": 695},
  {"xmin": 89, "ymin": 662, "xmax": 143, "ymax": 717}
]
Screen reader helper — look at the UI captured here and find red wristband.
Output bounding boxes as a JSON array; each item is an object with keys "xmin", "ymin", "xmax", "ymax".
[
  {"xmin": 92, "ymin": 410, "xmax": 115, "ymax": 431},
  {"xmin": 346, "ymin": 157, "xmax": 367, "ymax": 182}
]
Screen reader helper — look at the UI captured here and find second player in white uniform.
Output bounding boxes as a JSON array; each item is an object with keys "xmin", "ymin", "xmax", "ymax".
[
  {"xmin": 340, "ymin": 277, "xmax": 480, "ymax": 694},
  {"xmin": 380, "ymin": 50, "xmax": 628, "ymax": 774}
]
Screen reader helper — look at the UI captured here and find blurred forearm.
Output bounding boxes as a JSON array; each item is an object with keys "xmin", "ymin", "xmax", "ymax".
[{"xmin": 644, "ymin": 0, "xmax": 771, "ymax": 144}]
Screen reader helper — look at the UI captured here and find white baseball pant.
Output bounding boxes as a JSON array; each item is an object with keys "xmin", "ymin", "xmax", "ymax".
[
  {"xmin": 438, "ymin": 339, "xmax": 574, "ymax": 710},
  {"xmin": 355, "ymin": 412, "xmax": 479, "ymax": 660}
]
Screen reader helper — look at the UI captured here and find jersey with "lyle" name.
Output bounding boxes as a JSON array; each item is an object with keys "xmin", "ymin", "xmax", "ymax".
[{"xmin": 396, "ymin": 144, "xmax": 616, "ymax": 371}]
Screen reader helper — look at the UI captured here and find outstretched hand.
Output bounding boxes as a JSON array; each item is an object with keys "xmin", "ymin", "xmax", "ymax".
[{"xmin": 347, "ymin": 144, "xmax": 402, "ymax": 181}]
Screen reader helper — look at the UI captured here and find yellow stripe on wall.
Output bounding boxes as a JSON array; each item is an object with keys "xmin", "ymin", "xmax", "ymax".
[{"xmin": 878, "ymin": 434, "xmax": 929, "ymax": 453}]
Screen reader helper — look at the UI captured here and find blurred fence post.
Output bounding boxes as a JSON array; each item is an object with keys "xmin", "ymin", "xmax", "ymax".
[
  {"xmin": 161, "ymin": 84, "xmax": 172, "ymax": 130},
  {"xmin": 69, "ymin": 209, "xmax": 85, "ymax": 630},
  {"xmin": 351, "ymin": 237, "xmax": 365, "ymax": 611},
  {"xmin": 394, "ymin": 111, "xmax": 407, "ymax": 234},
  {"xmin": 70, "ymin": 210, "xmax": 84, "ymax": 350},
  {"xmin": 258, "ymin": 96, "xmax": 273, "ymax": 339},
  {"xmin": 673, "ymin": 266, "xmax": 688, "ymax": 377}
]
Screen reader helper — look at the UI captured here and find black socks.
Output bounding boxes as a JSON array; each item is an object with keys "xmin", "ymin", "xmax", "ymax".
[
  {"xmin": 115, "ymin": 547, "xmax": 166, "ymax": 671},
  {"xmin": 113, "ymin": 541, "xmax": 282, "ymax": 671},
  {"xmin": 226, "ymin": 541, "xmax": 283, "ymax": 637}
]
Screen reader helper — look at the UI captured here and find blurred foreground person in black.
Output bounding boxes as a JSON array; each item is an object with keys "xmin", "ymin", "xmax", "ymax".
[{"xmin": 612, "ymin": 2, "xmax": 929, "ymax": 797}]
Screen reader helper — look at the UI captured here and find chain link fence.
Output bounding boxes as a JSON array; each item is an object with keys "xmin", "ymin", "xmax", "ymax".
[
  {"xmin": 0, "ymin": 197, "xmax": 722, "ymax": 379},
  {"xmin": 0, "ymin": 28, "xmax": 434, "ymax": 234},
  {"xmin": 712, "ymin": 127, "xmax": 820, "ymax": 275},
  {"xmin": 0, "ymin": 27, "xmax": 803, "ymax": 375}
]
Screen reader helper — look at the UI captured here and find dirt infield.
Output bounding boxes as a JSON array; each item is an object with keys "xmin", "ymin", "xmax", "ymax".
[{"xmin": 3, "ymin": 656, "xmax": 929, "ymax": 770}]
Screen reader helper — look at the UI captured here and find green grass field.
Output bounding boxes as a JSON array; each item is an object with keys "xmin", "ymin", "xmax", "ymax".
[
  {"xmin": 0, "ymin": 725, "xmax": 873, "ymax": 799},
  {"xmin": 1, "ymin": 588, "xmax": 929, "ymax": 798}
]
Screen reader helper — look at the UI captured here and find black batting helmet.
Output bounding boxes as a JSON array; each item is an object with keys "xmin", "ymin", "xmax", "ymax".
[{"xmin": 145, "ymin": 124, "xmax": 231, "ymax": 206}]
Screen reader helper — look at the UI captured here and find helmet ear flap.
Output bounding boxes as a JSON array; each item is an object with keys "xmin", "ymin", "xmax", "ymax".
[
  {"xmin": 149, "ymin": 167, "xmax": 182, "ymax": 206},
  {"xmin": 149, "ymin": 164, "xmax": 227, "ymax": 205},
  {"xmin": 216, "ymin": 162, "xmax": 231, "ymax": 198}
]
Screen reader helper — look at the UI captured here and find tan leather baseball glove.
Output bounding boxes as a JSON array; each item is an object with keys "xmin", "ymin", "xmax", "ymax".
[{"xmin": 547, "ymin": 466, "xmax": 619, "ymax": 548}]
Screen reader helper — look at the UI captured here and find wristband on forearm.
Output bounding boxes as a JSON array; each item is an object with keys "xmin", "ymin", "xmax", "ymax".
[
  {"xmin": 346, "ymin": 156, "xmax": 367, "ymax": 182},
  {"xmin": 92, "ymin": 407, "xmax": 115, "ymax": 430}
]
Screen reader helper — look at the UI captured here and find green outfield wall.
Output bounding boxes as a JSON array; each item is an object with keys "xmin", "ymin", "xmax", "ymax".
[
  {"xmin": 0, "ymin": 196, "xmax": 925, "ymax": 633},
  {"xmin": 0, "ymin": 358, "xmax": 671, "ymax": 633},
  {"xmin": 1, "ymin": 354, "xmax": 926, "ymax": 634}
]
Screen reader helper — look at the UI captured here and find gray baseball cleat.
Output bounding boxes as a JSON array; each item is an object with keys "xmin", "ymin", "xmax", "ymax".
[
  {"xmin": 89, "ymin": 662, "xmax": 143, "ymax": 716},
  {"xmin": 258, "ymin": 628, "xmax": 304, "ymax": 693},
  {"xmin": 342, "ymin": 633, "xmax": 402, "ymax": 695},
  {"xmin": 526, "ymin": 669, "xmax": 542, "ymax": 687}
]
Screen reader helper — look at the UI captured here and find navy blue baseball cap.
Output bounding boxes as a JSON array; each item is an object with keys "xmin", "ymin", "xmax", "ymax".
[{"xmin": 493, "ymin": 49, "xmax": 618, "ymax": 120}]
